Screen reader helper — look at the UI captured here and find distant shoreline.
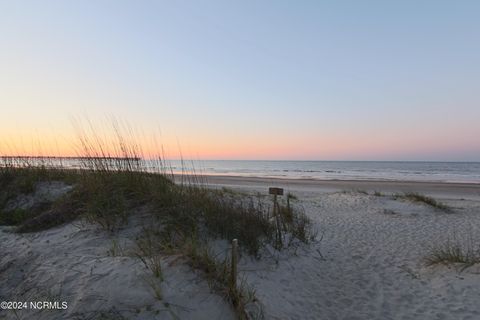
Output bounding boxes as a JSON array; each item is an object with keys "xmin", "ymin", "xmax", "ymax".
[
  {"xmin": 178, "ymin": 173, "xmax": 480, "ymax": 186},
  {"xmin": 179, "ymin": 174, "xmax": 480, "ymax": 200}
]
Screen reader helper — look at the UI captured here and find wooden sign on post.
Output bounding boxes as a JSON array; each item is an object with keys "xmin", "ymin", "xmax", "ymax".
[{"xmin": 269, "ymin": 187, "xmax": 284, "ymax": 196}]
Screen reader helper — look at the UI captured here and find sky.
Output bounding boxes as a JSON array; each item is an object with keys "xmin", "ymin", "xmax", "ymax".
[{"xmin": 0, "ymin": 0, "xmax": 479, "ymax": 161}]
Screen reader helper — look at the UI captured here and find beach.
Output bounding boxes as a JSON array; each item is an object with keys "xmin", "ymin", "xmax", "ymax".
[
  {"xmin": 3, "ymin": 1, "xmax": 480, "ymax": 318},
  {"xmin": 201, "ymin": 175, "xmax": 480, "ymax": 200},
  {"xmin": 1, "ymin": 175, "xmax": 480, "ymax": 319}
]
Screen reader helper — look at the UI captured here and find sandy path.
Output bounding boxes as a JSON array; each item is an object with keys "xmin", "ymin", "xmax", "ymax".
[{"xmin": 239, "ymin": 190, "xmax": 480, "ymax": 320}]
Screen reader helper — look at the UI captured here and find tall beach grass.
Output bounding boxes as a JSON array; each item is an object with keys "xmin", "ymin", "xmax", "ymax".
[{"xmin": 1, "ymin": 119, "xmax": 314, "ymax": 319}]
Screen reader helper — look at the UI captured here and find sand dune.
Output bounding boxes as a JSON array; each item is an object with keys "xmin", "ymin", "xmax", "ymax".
[{"xmin": 1, "ymin": 177, "xmax": 480, "ymax": 319}]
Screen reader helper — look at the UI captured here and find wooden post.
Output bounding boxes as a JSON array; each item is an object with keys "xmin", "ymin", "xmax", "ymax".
[
  {"xmin": 231, "ymin": 238, "xmax": 238, "ymax": 289},
  {"xmin": 269, "ymin": 187, "xmax": 284, "ymax": 248},
  {"xmin": 273, "ymin": 193, "xmax": 277, "ymax": 216},
  {"xmin": 287, "ymin": 195, "xmax": 290, "ymax": 213},
  {"xmin": 276, "ymin": 195, "xmax": 283, "ymax": 247}
]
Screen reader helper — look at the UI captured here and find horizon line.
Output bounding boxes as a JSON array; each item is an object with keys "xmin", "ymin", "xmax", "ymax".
[{"xmin": 1, "ymin": 155, "xmax": 478, "ymax": 163}]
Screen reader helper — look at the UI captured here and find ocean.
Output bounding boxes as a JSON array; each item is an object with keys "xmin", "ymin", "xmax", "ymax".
[
  {"xmin": 2, "ymin": 157, "xmax": 480, "ymax": 183},
  {"xmin": 165, "ymin": 160, "xmax": 480, "ymax": 183}
]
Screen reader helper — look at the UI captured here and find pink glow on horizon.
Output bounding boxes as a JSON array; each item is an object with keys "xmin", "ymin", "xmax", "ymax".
[{"xmin": 0, "ymin": 120, "xmax": 479, "ymax": 161}]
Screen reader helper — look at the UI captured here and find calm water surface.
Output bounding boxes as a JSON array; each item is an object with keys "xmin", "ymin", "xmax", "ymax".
[{"xmin": 165, "ymin": 160, "xmax": 480, "ymax": 183}]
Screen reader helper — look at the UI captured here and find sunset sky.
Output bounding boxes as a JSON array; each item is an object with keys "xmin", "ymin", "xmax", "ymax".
[{"xmin": 1, "ymin": 1, "xmax": 479, "ymax": 161}]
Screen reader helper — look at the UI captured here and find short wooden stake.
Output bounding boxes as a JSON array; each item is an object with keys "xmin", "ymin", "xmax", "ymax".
[{"xmin": 231, "ymin": 238, "xmax": 238, "ymax": 289}]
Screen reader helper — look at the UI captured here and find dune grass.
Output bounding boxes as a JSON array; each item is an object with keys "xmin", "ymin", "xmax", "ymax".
[
  {"xmin": 136, "ymin": 229, "xmax": 260, "ymax": 319},
  {"xmin": 395, "ymin": 192, "xmax": 451, "ymax": 211},
  {"xmin": 182, "ymin": 238, "xmax": 259, "ymax": 319},
  {"xmin": 341, "ymin": 189, "xmax": 369, "ymax": 195},
  {"xmin": 1, "ymin": 163, "xmax": 314, "ymax": 252},
  {"xmin": 1, "ymin": 120, "xmax": 313, "ymax": 319},
  {"xmin": 425, "ymin": 236, "xmax": 480, "ymax": 267},
  {"xmin": 0, "ymin": 166, "xmax": 79, "ymax": 230}
]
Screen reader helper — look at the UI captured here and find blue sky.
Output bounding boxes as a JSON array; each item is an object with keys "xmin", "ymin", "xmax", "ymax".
[{"xmin": 1, "ymin": 0, "xmax": 479, "ymax": 160}]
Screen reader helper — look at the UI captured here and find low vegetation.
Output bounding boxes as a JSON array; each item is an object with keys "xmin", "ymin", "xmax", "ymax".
[
  {"xmin": 182, "ymin": 238, "xmax": 258, "ymax": 319},
  {"xmin": 0, "ymin": 167, "xmax": 79, "ymax": 230},
  {"xmin": 395, "ymin": 192, "xmax": 451, "ymax": 211},
  {"xmin": 425, "ymin": 237, "xmax": 480, "ymax": 267},
  {"xmin": 340, "ymin": 189, "xmax": 369, "ymax": 195}
]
